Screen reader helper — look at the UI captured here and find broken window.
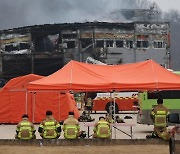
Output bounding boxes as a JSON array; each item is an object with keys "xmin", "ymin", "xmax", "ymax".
[
  {"xmin": 5, "ymin": 45, "xmax": 13, "ymax": 52},
  {"xmin": 64, "ymin": 41, "xmax": 76, "ymax": 48},
  {"xmin": 137, "ymin": 35, "xmax": 149, "ymax": 40},
  {"xmin": 5, "ymin": 44, "xmax": 18, "ymax": 52},
  {"xmin": 62, "ymin": 34, "xmax": 77, "ymax": 39},
  {"xmin": 126, "ymin": 40, "xmax": 133, "ymax": 49},
  {"xmin": 153, "ymin": 41, "xmax": 165, "ymax": 49},
  {"xmin": 96, "ymin": 40, "xmax": 104, "ymax": 48},
  {"xmin": 19, "ymin": 43, "xmax": 29, "ymax": 50},
  {"xmin": 34, "ymin": 36, "xmax": 54, "ymax": 52},
  {"xmin": 106, "ymin": 40, "xmax": 113, "ymax": 47},
  {"xmin": 116, "ymin": 40, "xmax": 124, "ymax": 48},
  {"xmin": 81, "ymin": 38, "xmax": 93, "ymax": 48},
  {"xmin": 137, "ymin": 41, "xmax": 149, "ymax": 48}
]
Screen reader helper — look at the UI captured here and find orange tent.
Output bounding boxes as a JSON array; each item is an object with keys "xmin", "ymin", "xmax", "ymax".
[
  {"xmin": 0, "ymin": 74, "xmax": 80, "ymax": 124},
  {"xmin": 28, "ymin": 60, "xmax": 180, "ymax": 92}
]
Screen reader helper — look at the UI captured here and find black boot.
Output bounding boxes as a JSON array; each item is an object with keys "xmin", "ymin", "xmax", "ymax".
[{"xmin": 151, "ymin": 132, "xmax": 159, "ymax": 138}]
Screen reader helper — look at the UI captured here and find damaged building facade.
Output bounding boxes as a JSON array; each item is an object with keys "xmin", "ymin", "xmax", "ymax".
[{"xmin": 0, "ymin": 22, "xmax": 170, "ymax": 80}]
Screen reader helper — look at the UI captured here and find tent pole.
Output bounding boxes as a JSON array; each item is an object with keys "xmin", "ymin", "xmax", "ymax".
[
  {"xmin": 110, "ymin": 92, "xmax": 112, "ymax": 116},
  {"xmin": 25, "ymin": 90, "xmax": 28, "ymax": 114},
  {"xmin": 113, "ymin": 91, "xmax": 116, "ymax": 120},
  {"xmin": 109, "ymin": 92, "xmax": 112, "ymax": 139},
  {"xmin": 32, "ymin": 92, "xmax": 36, "ymax": 123},
  {"xmin": 58, "ymin": 92, "xmax": 60, "ymax": 120},
  {"xmin": 113, "ymin": 91, "xmax": 116, "ymax": 139}
]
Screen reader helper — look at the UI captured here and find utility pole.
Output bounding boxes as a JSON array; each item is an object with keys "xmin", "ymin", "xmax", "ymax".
[
  {"xmin": 0, "ymin": 52, "xmax": 2, "ymax": 79},
  {"xmin": 30, "ymin": 43, "xmax": 34, "ymax": 74},
  {"xmin": 133, "ymin": 24, "xmax": 137, "ymax": 63},
  {"xmin": 92, "ymin": 27, "xmax": 96, "ymax": 54},
  {"xmin": 77, "ymin": 29, "xmax": 82, "ymax": 62},
  {"xmin": 0, "ymin": 34, "xmax": 3, "ymax": 78}
]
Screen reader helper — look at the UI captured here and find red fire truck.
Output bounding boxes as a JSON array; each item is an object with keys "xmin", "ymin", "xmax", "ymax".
[
  {"xmin": 92, "ymin": 92, "xmax": 138, "ymax": 113},
  {"xmin": 75, "ymin": 92, "xmax": 138, "ymax": 113}
]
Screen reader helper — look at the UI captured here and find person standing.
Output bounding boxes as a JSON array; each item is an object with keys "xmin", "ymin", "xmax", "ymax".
[
  {"xmin": 93, "ymin": 116, "xmax": 111, "ymax": 139},
  {"xmin": 38, "ymin": 110, "xmax": 61, "ymax": 139},
  {"xmin": 151, "ymin": 98, "xmax": 170, "ymax": 140},
  {"xmin": 63, "ymin": 111, "xmax": 82, "ymax": 139},
  {"xmin": 15, "ymin": 114, "xmax": 36, "ymax": 140}
]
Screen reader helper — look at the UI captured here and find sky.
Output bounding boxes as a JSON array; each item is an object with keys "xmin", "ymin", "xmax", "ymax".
[
  {"xmin": 0, "ymin": 0, "xmax": 180, "ymax": 30},
  {"xmin": 149, "ymin": 0, "xmax": 180, "ymax": 12}
]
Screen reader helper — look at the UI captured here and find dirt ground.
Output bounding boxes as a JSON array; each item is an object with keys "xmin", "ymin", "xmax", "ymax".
[{"xmin": 0, "ymin": 145, "xmax": 169, "ymax": 154}]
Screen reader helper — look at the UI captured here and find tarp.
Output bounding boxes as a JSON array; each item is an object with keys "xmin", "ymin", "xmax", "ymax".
[
  {"xmin": 0, "ymin": 74, "xmax": 80, "ymax": 123},
  {"xmin": 28, "ymin": 60, "xmax": 180, "ymax": 92}
]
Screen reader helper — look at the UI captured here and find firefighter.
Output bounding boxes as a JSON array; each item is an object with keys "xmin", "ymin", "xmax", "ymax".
[
  {"xmin": 150, "ymin": 98, "xmax": 170, "ymax": 140},
  {"xmin": 15, "ymin": 114, "xmax": 36, "ymax": 140},
  {"xmin": 80, "ymin": 93, "xmax": 95, "ymax": 122},
  {"xmin": 105, "ymin": 113, "xmax": 114, "ymax": 123},
  {"xmin": 38, "ymin": 110, "xmax": 61, "ymax": 139},
  {"xmin": 85, "ymin": 92, "xmax": 96, "ymax": 113},
  {"xmin": 63, "ymin": 111, "xmax": 85, "ymax": 139},
  {"xmin": 85, "ymin": 97, "xmax": 93, "ymax": 113},
  {"xmin": 93, "ymin": 116, "xmax": 111, "ymax": 139}
]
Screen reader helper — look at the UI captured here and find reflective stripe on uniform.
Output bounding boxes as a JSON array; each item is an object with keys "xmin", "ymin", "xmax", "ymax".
[
  {"xmin": 154, "ymin": 111, "xmax": 167, "ymax": 127},
  {"xmin": 41, "ymin": 121, "xmax": 60, "ymax": 139},
  {"xmin": 64, "ymin": 125, "xmax": 78, "ymax": 139},
  {"xmin": 156, "ymin": 111, "xmax": 166, "ymax": 115},
  {"xmin": 95, "ymin": 121, "xmax": 111, "ymax": 138},
  {"xmin": 17, "ymin": 121, "xmax": 33, "ymax": 140},
  {"xmin": 151, "ymin": 111, "xmax": 155, "ymax": 116}
]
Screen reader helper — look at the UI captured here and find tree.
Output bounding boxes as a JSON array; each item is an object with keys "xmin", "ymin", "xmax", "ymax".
[
  {"xmin": 107, "ymin": 0, "xmax": 162, "ymax": 22},
  {"xmin": 164, "ymin": 9, "xmax": 180, "ymax": 23}
]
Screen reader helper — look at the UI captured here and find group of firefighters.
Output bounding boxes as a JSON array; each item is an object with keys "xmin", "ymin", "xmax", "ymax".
[
  {"xmin": 15, "ymin": 110, "xmax": 111, "ymax": 140},
  {"xmin": 15, "ymin": 98, "xmax": 170, "ymax": 141}
]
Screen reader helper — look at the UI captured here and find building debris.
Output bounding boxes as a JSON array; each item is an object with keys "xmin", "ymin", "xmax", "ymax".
[{"xmin": 0, "ymin": 22, "xmax": 170, "ymax": 80}]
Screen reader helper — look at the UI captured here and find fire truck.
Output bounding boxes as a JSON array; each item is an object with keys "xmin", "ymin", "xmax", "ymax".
[
  {"xmin": 92, "ymin": 92, "xmax": 138, "ymax": 113},
  {"xmin": 74, "ymin": 91, "xmax": 138, "ymax": 113},
  {"xmin": 78, "ymin": 57, "xmax": 139, "ymax": 113}
]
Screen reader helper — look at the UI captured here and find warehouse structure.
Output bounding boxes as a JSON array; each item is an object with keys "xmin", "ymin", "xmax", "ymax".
[{"xmin": 0, "ymin": 21, "xmax": 170, "ymax": 80}]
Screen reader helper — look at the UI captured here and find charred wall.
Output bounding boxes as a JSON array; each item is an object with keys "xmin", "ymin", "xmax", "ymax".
[{"xmin": 0, "ymin": 22, "xmax": 170, "ymax": 80}]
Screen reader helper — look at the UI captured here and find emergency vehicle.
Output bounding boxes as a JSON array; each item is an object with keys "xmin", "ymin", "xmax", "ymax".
[
  {"xmin": 76, "ymin": 57, "xmax": 139, "ymax": 113},
  {"xmin": 137, "ymin": 71, "xmax": 180, "ymax": 125},
  {"xmin": 92, "ymin": 92, "xmax": 138, "ymax": 113}
]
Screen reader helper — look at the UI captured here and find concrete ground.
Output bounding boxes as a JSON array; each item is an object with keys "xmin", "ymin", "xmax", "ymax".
[
  {"xmin": 0, "ymin": 112, "xmax": 173, "ymax": 139},
  {"xmin": 0, "ymin": 112, "xmax": 172, "ymax": 154}
]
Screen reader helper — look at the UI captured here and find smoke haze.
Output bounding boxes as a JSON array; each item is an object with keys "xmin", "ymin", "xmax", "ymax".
[
  {"xmin": 0, "ymin": 0, "xmax": 152, "ymax": 30},
  {"xmin": 0, "ymin": 0, "xmax": 111, "ymax": 30},
  {"xmin": 1, "ymin": 0, "xmax": 180, "ymax": 70}
]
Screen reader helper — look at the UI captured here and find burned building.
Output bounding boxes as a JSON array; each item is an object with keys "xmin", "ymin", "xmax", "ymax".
[{"xmin": 0, "ymin": 22, "xmax": 170, "ymax": 80}]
